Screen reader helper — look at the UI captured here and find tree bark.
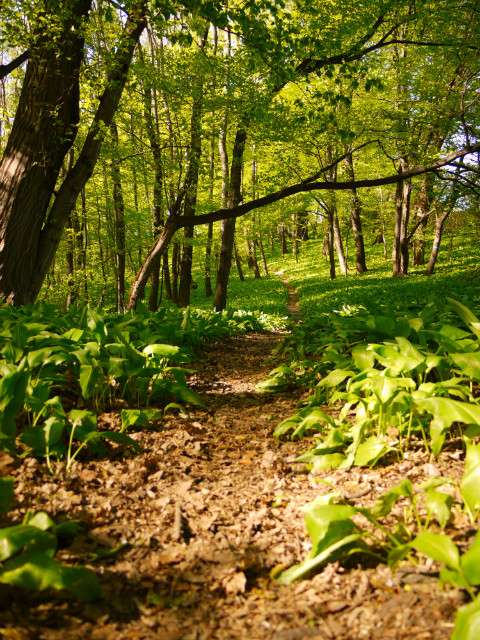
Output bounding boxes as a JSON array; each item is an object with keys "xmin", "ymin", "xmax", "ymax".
[
  {"xmin": 28, "ymin": 6, "xmax": 147, "ymax": 304},
  {"xmin": 178, "ymin": 28, "xmax": 208, "ymax": 308},
  {"xmin": 110, "ymin": 123, "xmax": 126, "ymax": 312},
  {"xmin": 344, "ymin": 151, "xmax": 367, "ymax": 273},
  {"xmin": 0, "ymin": 0, "xmax": 92, "ymax": 305},
  {"xmin": 214, "ymin": 126, "xmax": 247, "ymax": 311}
]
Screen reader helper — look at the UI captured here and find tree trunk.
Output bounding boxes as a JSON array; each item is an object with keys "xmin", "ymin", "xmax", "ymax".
[
  {"xmin": 28, "ymin": 7, "xmax": 147, "ymax": 304},
  {"xmin": 110, "ymin": 123, "xmax": 126, "ymax": 312},
  {"xmin": 425, "ymin": 210, "xmax": 451, "ymax": 275},
  {"xmin": 400, "ymin": 180, "xmax": 412, "ymax": 276},
  {"xmin": 333, "ymin": 210, "xmax": 347, "ymax": 276},
  {"xmin": 0, "ymin": 0, "xmax": 92, "ymax": 305},
  {"xmin": 234, "ymin": 241, "xmax": 245, "ymax": 281},
  {"xmin": 392, "ymin": 159, "xmax": 405, "ymax": 277},
  {"xmin": 344, "ymin": 151, "xmax": 367, "ymax": 273},
  {"xmin": 214, "ymin": 126, "xmax": 247, "ymax": 311},
  {"xmin": 178, "ymin": 29, "xmax": 208, "ymax": 308}
]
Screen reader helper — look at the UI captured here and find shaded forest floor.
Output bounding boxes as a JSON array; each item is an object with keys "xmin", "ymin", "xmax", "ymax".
[{"xmin": 0, "ymin": 307, "xmax": 470, "ymax": 639}]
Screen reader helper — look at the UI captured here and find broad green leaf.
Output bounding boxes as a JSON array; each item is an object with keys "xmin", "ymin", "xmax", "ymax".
[
  {"xmin": 120, "ymin": 409, "xmax": 147, "ymax": 432},
  {"xmin": 305, "ymin": 504, "xmax": 357, "ymax": 546},
  {"xmin": 461, "ymin": 444, "xmax": 480, "ymax": 515},
  {"xmin": 352, "ymin": 346, "xmax": 375, "ymax": 371},
  {"xmin": 78, "ymin": 365, "xmax": 103, "ymax": 400},
  {"xmin": 410, "ymin": 532, "xmax": 460, "ymax": 571},
  {"xmin": 23, "ymin": 511, "xmax": 55, "ymax": 531},
  {"xmin": 317, "ymin": 369, "xmax": 354, "ymax": 388},
  {"xmin": 451, "ymin": 595, "xmax": 480, "ymax": 640},
  {"xmin": 354, "ymin": 436, "xmax": 389, "ymax": 467},
  {"xmin": 86, "ymin": 308, "xmax": 108, "ymax": 345},
  {"xmin": 415, "ymin": 397, "xmax": 480, "ymax": 430},
  {"xmin": 99, "ymin": 431, "xmax": 140, "ymax": 453},
  {"xmin": 373, "ymin": 479, "xmax": 414, "ymax": 517},
  {"xmin": 275, "ymin": 532, "xmax": 364, "ymax": 584},
  {"xmin": 450, "ymin": 353, "xmax": 480, "ymax": 380},
  {"xmin": 0, "ymin": 525, "xmax": 57, "ymax": 561},
  {"xmin": 0, "ymin": 550, "xmax": 101, "ymax": 601},
  {"xmin": 143, "ymin": 343, "xmax": 184, "ymax": 361},
  {"xmin": 447, "ymin": 298, "xmax": 480, "ymax": 339},
  {"xmin": 461, "ymin": 531, "xmax": 480, "ymax": 586},
  {"xmin": 424, "ymin": 489, "xmax": 453, "ymax": 529},
  {"xmin": 0, "ymin": 477, "xmax": 14, "ymax": 516}
]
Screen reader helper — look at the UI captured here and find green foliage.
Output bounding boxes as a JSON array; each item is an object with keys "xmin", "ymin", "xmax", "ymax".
[
  {"xmin": 276, "ymin": 444, "xmax": 480, "ymax": 585},
  {"xmin": 267, "ymin": 296, "xmax": 480, "ymax": 467},
  {"xmin": 0, "ymin": 302, "xmax": 270, "ymax": 469},
  {"xmin": 0, "ymin": 481, "xmax": 101, "ymax": 600}
]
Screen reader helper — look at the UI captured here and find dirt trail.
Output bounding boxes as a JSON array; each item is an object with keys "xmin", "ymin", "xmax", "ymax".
[{"xmin": 0, "ymin": 332, "xmax": 467, "ymax": 640}]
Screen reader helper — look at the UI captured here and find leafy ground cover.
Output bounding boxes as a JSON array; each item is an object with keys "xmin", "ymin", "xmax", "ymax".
[
  {"xmin": 0, "ymin": 330, "xmax": 468, "ymax": 639},
  {"xmin": 1, "ymin": 235, "xmax": 480, "ymax": 638}
]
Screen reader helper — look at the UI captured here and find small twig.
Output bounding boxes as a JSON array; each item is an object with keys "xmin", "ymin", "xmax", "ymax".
[{"xmin": 172, "ymin": 499, "xmax": 183, "ymax": 541}]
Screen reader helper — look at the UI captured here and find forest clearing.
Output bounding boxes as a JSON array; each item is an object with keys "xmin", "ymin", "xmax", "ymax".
[{"xmin": 1, "ymin": 1, "xmax": 480, "ymax": 638}]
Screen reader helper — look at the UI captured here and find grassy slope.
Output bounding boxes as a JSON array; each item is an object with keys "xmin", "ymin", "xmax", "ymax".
[{"xmin": 188, "ymin": 228, "xmax": 480, "ymax": 318}]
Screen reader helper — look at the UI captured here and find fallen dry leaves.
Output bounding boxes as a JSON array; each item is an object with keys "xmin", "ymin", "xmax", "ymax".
[{"xmin": 0, "ymin": 333, "xmax": 468, "ymax": 639}]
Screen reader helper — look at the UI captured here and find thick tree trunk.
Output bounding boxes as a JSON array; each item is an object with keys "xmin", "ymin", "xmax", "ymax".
[
  {"xmin": 27, "ymin": 7, "xmax": 147, "ymax": 304},
  {"xmin": 0, "ymin": 0, "xmax": 92, "ymax": 305}
]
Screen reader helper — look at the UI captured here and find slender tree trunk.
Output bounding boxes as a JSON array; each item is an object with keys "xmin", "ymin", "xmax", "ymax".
[
  {"xmin": 171, "ymin": 241, "xmax": 180, "ymax": 304},
  {"xmin": 214, "ymin": 126, "xmax": 247, "ymax": 311},
  {"xmin": 344, "ymin": 151, "xmax": 367, "ymax": 273},
  {"xmin": 392, "ymin": 159, "xmax": 405, "ymax": 277},
  {"xmin": 400, "ymin": 180, "xmax": 412, "ymax": 276},
  {"xmin": 234, "ymin": 241, "xmax": 245, "ymax": 281},
  {"xmin": 178, "ymin": 29, "xmax": 208, "ymax": 308},
  {"xmin": 257, "ymin": 213, "xmax": 269, "ymax": 276},
  {"xmin": 425, "ymin": 211, "xmax": 451, "ymax": 275},
  {"xmin": 110, "ymin": 123, "xmax": 126, "ymax": 312},
  {"xmin": 333, "ymin": 210, "xmax": 347, "ymax": 276}
]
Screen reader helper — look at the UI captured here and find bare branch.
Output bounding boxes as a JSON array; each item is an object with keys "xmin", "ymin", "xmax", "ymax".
[{"xmin": 0, "ymin": 51, "xmax": 29, "ymax": 80}]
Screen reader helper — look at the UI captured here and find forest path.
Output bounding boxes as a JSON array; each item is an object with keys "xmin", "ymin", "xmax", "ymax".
[
  {"xmin": 1, "ymin": 333, "xmax": 464, "ymax": 640},
  {"xmin": 275, "ymin": 270, "xmax": 301, "ymax": 318}
]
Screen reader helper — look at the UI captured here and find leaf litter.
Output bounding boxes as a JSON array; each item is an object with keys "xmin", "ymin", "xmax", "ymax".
[{"xmin": 0, "ymin": 332, "xmax": 469, "ymax": 639}]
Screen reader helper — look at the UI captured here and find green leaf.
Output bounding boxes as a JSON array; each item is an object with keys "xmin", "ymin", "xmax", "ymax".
[
  {"xmin": 143, "ymin": 343, "xmax": 185, "ymax": 362},
  {"xmin": 461, "ymin": 531, "xmax": 480, "ymax": 586},
  {"xmin": 447, "ymin": 298, "xmax": 480, "ymax": 339},
  {"xmin": 373, "ymin": 479, "xmax": 414, "ymax": 517},
  {"xmin": 0, "ymin": 525, "xmax": 57, "ymax": 561},
  {"xmin": 23, "ymin": 511, "xmax": 55, "ymax": 531},
  {"xmin": 121, "ymin": 409, "xmax": 148, "ymax": 432},
  {"xmin": 99, "ymin": 430, "xmax": 140, "ymax": 453},
  {"xmin": 424, "ymin": 488, "xmax": 453, "ymax": 529},
  {"xmin": 275, "ymin": 532, "xmax": 364, "ymax": 584},
  {"xmin": 0, "ymin": 551, "xmax": 101, "ymax": 601},
  {"xmin": 461, "ymin": 444, "xmax": 480, "ymax": 516},
  {"xmin": 410, "ymin": 532, "xmax": 460, "ymax": 571},
  {"xmin": 79, "ymin": 365, "xmax": 103, "ymax": 400},
  {"xmin": 354, "ymin": 436, "xmax": 389, "ymax": 467},
  {"xmin": 451, "ymin": 594, "xmax": 480, "ymax": 640},
  {"xmin": 305, "ymin": 504, "xmax": 357, "ymax": 546},
  {"xmin": 0, "ymin": 477, "xmax": 14, "ymax": 516}
]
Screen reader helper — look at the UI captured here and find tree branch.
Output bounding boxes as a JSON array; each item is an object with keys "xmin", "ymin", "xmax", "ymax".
[
  {"xmin": 0, "ymin": 51, "xmax": 29, "ymax": 80},
  {"xmin": 173, "ymin": 141, "xmax": 480, "ymax": 229}
]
